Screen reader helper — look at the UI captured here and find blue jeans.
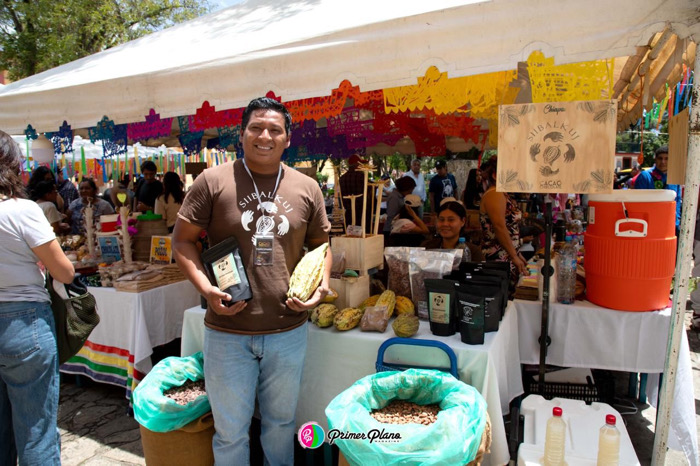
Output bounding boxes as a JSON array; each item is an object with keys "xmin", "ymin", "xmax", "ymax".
[
  {"xmin": 204, "ymin": 323, "xmax": 308, "ymax": 466},
  {"xmin": 0, "ymin": 300, "xmax": 61, "ymax": 466}
]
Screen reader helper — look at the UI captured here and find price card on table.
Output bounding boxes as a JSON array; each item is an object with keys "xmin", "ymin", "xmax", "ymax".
[{"xmin": 150, "ymin": 235, "xmax": 173, "ymax": 265}]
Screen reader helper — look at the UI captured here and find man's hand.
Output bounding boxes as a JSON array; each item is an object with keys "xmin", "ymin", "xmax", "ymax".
[
  {"xmin": 286, "ymin": 284, "xmax": 329, "ymax": 312},
  {"xmin": 206, "ymin": 285, "xmax": 247, "ymax": 316}
]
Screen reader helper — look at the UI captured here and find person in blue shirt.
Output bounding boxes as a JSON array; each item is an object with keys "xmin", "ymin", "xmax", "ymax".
[
  {"xmin": 634, "ymin": 145, "xmax": 682, "ymax": 235},
  {"xmin": 428, "ymin": 159, "xmax": 458, "ymax": 216}
]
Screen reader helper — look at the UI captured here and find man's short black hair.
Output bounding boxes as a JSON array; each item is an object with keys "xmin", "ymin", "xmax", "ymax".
[
  {"xmin": 141, "ymin": 160, "xmax": 157, "ymax": 173},
  {"xmin": 241, "ymin": 97, "xmax": 292, "ymax": 136},
  {"xmin": 655, "ymin": 145, "xmax": 669, "ymax": 157}
]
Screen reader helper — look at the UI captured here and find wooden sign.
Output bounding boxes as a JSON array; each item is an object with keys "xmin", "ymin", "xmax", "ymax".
[
  {"xmin": 150, "ymin": 235, "xmax": 173, "ymax": 265},
  {"xmin": 667, "ymin": 107, "xmax": 689, "ymax": 185},
  {"xmin": 497, "ymin": 100, "xmax": 616, "ymax": 194}
]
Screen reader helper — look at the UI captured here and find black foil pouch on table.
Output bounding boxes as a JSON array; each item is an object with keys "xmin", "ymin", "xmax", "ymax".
[
  {"xmin": 447, "ymin": 270, "xmax": 502, "ymax": 333},
  {"xmin": 424, "ymin": 278, "xmax": 457, "ymax": 337},
  {"xmin": 454, "ymin": 282, "xmax": 485, "ymax": 345},
  {"xmin": 459, "ymin": 262, "xmax": 509, "ymax": 317},
  {"xmin": 201, "ymin": 237, "xmax": 252, "ymax": 306}
]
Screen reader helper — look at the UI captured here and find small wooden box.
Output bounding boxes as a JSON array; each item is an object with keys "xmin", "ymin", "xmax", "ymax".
[
  {"xmin": 330, "ymin": 275, "xmax": 370, "ymax": 310},
  {"xmin": 331, "ymin": 234, "xmax": 384, "ymax": 273}
]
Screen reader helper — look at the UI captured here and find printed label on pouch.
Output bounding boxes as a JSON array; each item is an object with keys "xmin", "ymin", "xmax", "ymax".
[
  {"xmin": 212, "ymin": 253, "xmax": 242, "ymax": 290},
  {"xmin": 429, "ymin": 291, "xmax": 450, "ymax": 324}
]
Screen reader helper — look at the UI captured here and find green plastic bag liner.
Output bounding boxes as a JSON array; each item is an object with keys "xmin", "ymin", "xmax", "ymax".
[
  {"xmin": 132, "ymin": 352, "xmax": 210, "ymax": 433},
  {"xmin": 326, "ymin": 368, "xmax": 487, "ymax": 465}
]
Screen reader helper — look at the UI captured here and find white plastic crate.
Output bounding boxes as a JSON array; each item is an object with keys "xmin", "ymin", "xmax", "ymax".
[{"xmin": 517, "ymin": 395, "xmax": 640, "ymax": 465}]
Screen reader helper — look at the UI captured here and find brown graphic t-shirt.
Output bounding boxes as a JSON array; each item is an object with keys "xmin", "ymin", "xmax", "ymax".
[{"xmin": 178, "ymin": 160, "xmax": 330, "ymax": 334}]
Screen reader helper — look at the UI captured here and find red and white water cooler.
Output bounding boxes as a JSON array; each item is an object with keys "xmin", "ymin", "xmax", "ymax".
[{"xmin": 584, "ymin": 189, "xmax": 677, "ymax": 311}]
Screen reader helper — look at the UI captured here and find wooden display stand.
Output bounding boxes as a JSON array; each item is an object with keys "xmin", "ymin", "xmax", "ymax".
[
  {"xmin": 331, "ymin": 235, "xmax": 384, "ymax": 275},
  {"xmin": 330, "ymin": 275, "xmax": 370, "ymax": 310}
]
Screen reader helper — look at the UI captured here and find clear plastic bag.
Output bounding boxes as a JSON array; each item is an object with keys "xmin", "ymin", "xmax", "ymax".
[
  {"xmin": 325, "ymin": 368, "xmax": 488, "ymax": 466},
  {"xmin": 384, "ymin": 247, "xmax": 425, "ymax": 298},
  {"xmin": 409, "ymin": 250, "xmax": 455, "ymax": 320}
]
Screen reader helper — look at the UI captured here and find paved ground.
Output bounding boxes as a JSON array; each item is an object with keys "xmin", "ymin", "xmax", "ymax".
[{"xmin": 57, "ymin": 310, "xmax": 700, "ymax": 466}]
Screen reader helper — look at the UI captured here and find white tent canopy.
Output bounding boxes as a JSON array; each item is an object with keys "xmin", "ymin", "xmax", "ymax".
[{"xmin": 0, "ymin": 0, "xmax": 699, "ymax": 135}]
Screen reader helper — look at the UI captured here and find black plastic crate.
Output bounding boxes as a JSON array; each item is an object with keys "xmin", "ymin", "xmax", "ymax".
[{"xmin": 522, "ymin": 366, "xmax": 615, "ymax": 405}]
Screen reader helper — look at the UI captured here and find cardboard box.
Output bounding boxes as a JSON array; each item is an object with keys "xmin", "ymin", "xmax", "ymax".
[
  {"xmin": 330, "ymin": 275, "xmax": 370, "ymax": 310},
  {"xmin": 331, "ymin": 234, "xmax": 384, "ymax": 273}
]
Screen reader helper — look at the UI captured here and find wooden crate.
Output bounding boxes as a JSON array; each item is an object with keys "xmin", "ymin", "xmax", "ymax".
[
  {"xmin": 331, "ymin": 234, "xmax": 384, "ymax": 274},
  {"xmin": 330, "ymin": 275, "xmax": 370, "ymax": 310}
]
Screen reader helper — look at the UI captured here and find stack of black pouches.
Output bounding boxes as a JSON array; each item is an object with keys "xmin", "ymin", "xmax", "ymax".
[{"xmin": 424, "ymin": 261, "xmax": 509, "ymax": 345}]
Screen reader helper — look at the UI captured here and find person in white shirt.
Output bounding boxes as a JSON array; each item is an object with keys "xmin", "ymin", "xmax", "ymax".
[{"xmin": 403, "ymin": 159, "xmax": 426, "ymax": 218}]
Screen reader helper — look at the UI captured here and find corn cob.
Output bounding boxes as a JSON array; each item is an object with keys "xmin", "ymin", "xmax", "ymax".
[{"xmin": 287, "ymin": 243, "xmax": 329, "ymax": 302}]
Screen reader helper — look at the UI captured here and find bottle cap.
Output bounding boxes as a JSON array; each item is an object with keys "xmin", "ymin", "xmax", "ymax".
[
  {"xmin": 606, "ymin": 414, "xmax": 616, "ymax": 425},
  {"xmin": 553, "ymin": 407, "xmax": 563, "ymax": 416},
  {"xmin": 458, "ymin": 237, "xmax": 466, "ymax": 244}
]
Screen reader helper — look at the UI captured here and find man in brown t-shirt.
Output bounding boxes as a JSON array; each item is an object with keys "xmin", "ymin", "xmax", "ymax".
[{"xmin": 173, "ymin": 97, "xmax": 331, "ymax": 465}]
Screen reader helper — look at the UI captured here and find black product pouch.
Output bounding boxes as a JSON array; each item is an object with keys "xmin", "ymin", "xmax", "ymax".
[
  {"xmin": 201, "ymin": 237, "xmax": 253, "ymax": 305},
  {"xmin": 459, "ymin": 262, "xmax": 509, "ymax": 317},
  {"xmin": 454, "ymin": 282, "xmax": 485, "ymax": 345},
  {"xmin": 424, "ymin": 278, "xmax": 457, "ymax": 337},
  {"xmin": 448, "ymin": 270, "xmax": 502, "ymax": 332}
]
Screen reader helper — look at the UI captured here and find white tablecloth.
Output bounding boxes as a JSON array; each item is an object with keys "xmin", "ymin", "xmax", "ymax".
[
  {"xmin": 181, "ymin": 303, "xmax": 523, "ymax": 465},
  {"xmin": 514, "ymin": 299, "xmax": 698, "ymax": 466},
  {"xmin": 60, "ymin": 280, "xmax": 200, "ymax": 399}
]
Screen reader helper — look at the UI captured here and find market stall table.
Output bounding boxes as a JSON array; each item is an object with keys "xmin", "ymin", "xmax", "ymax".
[
  {"xmin": 181, "ymin": 302, "xmax": 523, "ymax": 465},
  {"xmin": 513, "ymin": 298, "xmax": 698, "ymax": 464},
  {"xmin": 60, "ymin": 280, "xmax": 201, "ymax": 400}
]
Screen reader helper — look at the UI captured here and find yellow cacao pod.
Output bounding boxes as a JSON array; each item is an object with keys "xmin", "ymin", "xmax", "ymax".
[
  {"xmin": 376, "ymin": 290, "xmax": 396, "ymax": 319},
  {"xmin": 392, "ymin": 314, "xmax": 420, "ymax": 338},
  {"xmin": 310, "ymin": 303, "xmax": 338, "ymax": 328},
  {"xmin": 321, "ymin": 288, "xmax": 339, "ymax": 303},
  {"xmin": 359, "ymin": 294, "xmax": 380, "ymax": 311},
  {"xmin": 287, "ymin": 243, "xmax": 329, "ymax": 302},
  {"xmin": 333, "ymin": 307, "xmax": 363, "ymax": 331},
  {"xmin": 394, "ymin": 296, "xmax": 415, "ymax": 316}
]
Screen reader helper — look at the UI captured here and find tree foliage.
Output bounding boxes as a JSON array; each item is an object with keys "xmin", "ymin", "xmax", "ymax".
[{"xmin": 0, "ymin": 0, "xmax": 210, "ymax": 80}]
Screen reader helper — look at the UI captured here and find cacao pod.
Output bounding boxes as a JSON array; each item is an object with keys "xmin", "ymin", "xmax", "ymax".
[
  {"xmin": 394, "ymin": 296, "xmax": 415, "ymax": 316},
  {"xmin": 333, "ymin": 307, "xmax": 363, "ymax": 331},
  {"xmin": 392, "ymin": 314, "xmax": 420, "ymax": 338},
  {"xmin": 287, "ymin": 243, "xmax": 329, "ymax": 302},
  {"xmin": 359, "ymin": 294, "xmax": 380, "ymax": 311},
  {"xmin": 310, "ymin": 303, "xmax": 338, "ymax": 328},
  {"xmin": 376, "ymin": 290, "xmax": 396, "ymax": 319}
]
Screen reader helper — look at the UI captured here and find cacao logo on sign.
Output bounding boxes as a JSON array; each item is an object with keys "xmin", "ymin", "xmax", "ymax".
[{"xmin": 527, "ymin": 109, "xmax": 580, "ymax": 179}]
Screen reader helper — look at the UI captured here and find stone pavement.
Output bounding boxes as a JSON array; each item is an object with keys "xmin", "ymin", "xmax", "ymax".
[{"xmin": 58, "ymin": 310, "xmax": 700, "ymax": 466}]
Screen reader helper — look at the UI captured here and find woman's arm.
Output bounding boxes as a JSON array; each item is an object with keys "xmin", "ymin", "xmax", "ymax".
[
  {"xmin": 32, "ymin": 240, "xmax": 75, "ymax": 284},
  {"xmin": 482, "ymin": 190, "xmax": 528, "ymax": 274}
]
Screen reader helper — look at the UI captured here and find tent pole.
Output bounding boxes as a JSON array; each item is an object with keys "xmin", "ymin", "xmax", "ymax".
[
  {"xmin": 651, "ymin": 45, "xmax": 700, "ymax": 466},
  {"xmin": 538, "ymin": 198, "xmax": 553, "ymax": 392}
]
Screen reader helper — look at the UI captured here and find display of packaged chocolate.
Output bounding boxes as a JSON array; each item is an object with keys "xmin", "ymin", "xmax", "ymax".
[
  {"xmin": 424, "ymin": 278, "xmax": 457, "ymax": 337},
  {"xmin": 201, "ymin": 237, "xmax": 252, "ymax": 305}
]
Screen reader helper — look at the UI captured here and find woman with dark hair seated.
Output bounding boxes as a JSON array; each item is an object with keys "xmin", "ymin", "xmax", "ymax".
[{"xmin": 421, "ymin": 200, "xmax": 483, "ymax": 261}]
